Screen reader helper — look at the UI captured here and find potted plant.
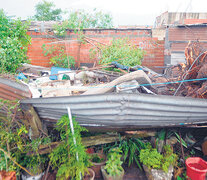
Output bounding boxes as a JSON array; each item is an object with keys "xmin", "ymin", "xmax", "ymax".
[
  {"xmin": 20, "ymin": 153, "xmax": 48, "ymax": 180},
  {"xmin": 49, "ymin": 115, "xmax": 94, "ymax": 180},
  {"xmin": 17, "ymin": 134, "xmax": 51, "ymax": 180},
  {"xmin": 90, "ymin": 153, "xmax": 107, "ymax": 178},
  {"xmin": 101, "ymin": 148, "xmax": 124, "ymax": 180},
  {"xmin": 103, "ymin": 136, "xmax": 145, "ymax": 170},
  {"xmin": 139, "ymin": 143, "xmax": 177, "ymax": 180},
  {"xmin": 83, "ymin": 168, "xmax": 95, "ymax": 180}
]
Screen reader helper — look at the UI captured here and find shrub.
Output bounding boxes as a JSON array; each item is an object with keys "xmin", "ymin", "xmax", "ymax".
[
  {"xmin": 90, "ymin": 38, "xmax": 145, "ymax": 68},
  {"xmin": 104, "ymin": 148, "xmax": 123, "ymax": 176},
  {"xmin": 139, "ymin": 143, "xmax": 177, "ymax": 173},
  {"xmin": 42, "ymin": 44, "xmax": 75, "ymax": 68},
  {"xmin": 0, "ymin": 10, "xmax": 31, "ymax": 73}
]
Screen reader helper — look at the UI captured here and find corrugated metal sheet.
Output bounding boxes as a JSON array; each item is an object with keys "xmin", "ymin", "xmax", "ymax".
[
  {"xmin": 0, "ymin": 77, "xmax": 32, "ymax": 100},
  {"xmin": 21, "ymin": 93, "xmax": 207, "ymax": 128}
]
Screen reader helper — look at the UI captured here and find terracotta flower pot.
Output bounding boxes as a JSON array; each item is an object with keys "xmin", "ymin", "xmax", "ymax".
[
  {"xmin": 90, "ymin": 153, "xmax": 107, "ymax": 178},
  {"xmin": 83, "ymin": 168, "xmax": 95, "ymax": 180},
  {"xmin": 202, "ymin": 139, "xmax": 207, "ymax": 156},
  {"xmin": 101, "ymin": 166, "xmax": 124, "ymax": 180},
  {"xmin": 0, "ymin": 171, "xmax": 16, "ymax": 180}
]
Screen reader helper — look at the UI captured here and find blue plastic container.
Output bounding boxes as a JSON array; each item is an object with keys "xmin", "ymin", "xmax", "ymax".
[{"xmin": 49, "ymin": 67, "xmax": 71, "ymax": 80}]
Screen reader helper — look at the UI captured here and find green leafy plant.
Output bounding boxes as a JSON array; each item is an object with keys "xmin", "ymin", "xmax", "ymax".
[
  {"xmin": 139, "ymin": 143, "xmax": 177, "ymax": 173},
  {"xmin": 90, "ymin": 38, "xmax": 145, "ymax": 69},
  {"xmin": 176, "ymin": 172, "xmax": 188, "ymax": 180},
  {"xmin": 18, "ymin": 137, "xmax": 50, "ymax": 175},
  {"xmin": 103, "ymin": 136, "xmax": 145, "ymax": 169},
  {"xmin": 104, "ymin": 148, "xmax": 123, "ymax": 177},
  {"xmin": 0, "ymin": 99, "xmax": 27, "ymax": 173},
  {"xmin": 34, "ymin": 0, "xmax": 62, "ymax": 21},
  {"xmin": 0, "ymin": 10, "xmax": 31, "ymax": 73},
  {"xmin": 0, "ymin": 99, "xmax": 50, "ymax": 176},
  {"xmin": 174, "ymin": 132, "xmax": 187, "ymax": 148},
  {"xmin": 90, "ymin": 154, "xmax": 104, "ymax": 163},
  {"xmin": 49, "ymin": 115, "xmax": 91, "ymax": 180},
  {"xmin": 42, "ymin": 44, "xmax": 75, "ymax": 68},
  {"xmin": 121, "ymin": 138, "xmax": 145, "ymax": 169}
]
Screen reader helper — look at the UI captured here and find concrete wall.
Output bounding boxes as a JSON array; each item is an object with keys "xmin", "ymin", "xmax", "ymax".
[{"xmin": 155, "ymin": 12, "xmax": 207, "ymax": 27}]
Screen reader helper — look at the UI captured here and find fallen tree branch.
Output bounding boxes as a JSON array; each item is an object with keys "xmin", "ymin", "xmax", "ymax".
[{"xmin": 82, "ymin": 70, "xmax": 152, "ymax": 95}]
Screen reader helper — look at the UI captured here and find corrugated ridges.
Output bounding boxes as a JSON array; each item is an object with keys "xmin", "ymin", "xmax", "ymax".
[
  {"xmin": 0, "ymin": 77, "xmax": 32, "ymax": 100},
  {"xmin": 21, "ymin": 93, "xmax": 207, "ymax": 128}
]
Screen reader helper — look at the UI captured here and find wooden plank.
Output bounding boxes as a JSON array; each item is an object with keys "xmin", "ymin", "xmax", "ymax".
[
  {"xmin": 22, "ymin": 105, "xmax": 46, "ymax": 138},
  {"xmin": 38, "ymin": 134, "xmax": 122, "ymax": 154},
  {"xmin": 37, "ymin": 131, "xmax": 156, "ymax": 155}
]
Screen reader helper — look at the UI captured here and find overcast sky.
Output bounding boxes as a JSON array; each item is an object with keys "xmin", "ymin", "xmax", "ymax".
[{"xmin": 1, "ymin": 0, "xmax": 207, "ymax": 26}]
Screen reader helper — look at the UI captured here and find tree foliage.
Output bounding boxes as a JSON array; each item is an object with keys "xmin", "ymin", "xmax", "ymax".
[
  {"xmin": 90, "ymin": 38, "xmax": 145, "ymax": 68},
  {"xmin": 0, "ymin": 10, "xmax": 31, "ymax": 73},
  {"xmin": 54, "ymin": 9, "xmax": 113, "ymax": 35},
  {"xmin": 34, "ymin": 0, "xmax": 62, "ymax": 21}
]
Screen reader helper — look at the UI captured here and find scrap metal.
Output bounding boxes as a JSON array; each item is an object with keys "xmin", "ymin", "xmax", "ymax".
[
  {"xmin": 21, "ymin": 93, "xmax": 207, "ymax": 130},
  {"xmin": 0, "ymin": 77, "xmax": 32, "ymax": 100}
]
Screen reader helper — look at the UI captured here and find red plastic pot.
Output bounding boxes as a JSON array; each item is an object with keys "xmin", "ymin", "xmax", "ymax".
[{"xmin": 186, "ymin": 157, "xmax": 207, "ymax": 180}]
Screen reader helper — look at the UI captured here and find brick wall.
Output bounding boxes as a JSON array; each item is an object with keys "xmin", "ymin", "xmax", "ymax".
[{"xmin": 27, "ymin": 28, "xmax": 164, "ymax": 72}]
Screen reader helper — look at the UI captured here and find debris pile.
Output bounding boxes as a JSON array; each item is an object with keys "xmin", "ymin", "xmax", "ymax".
[
  {"xmin": 1, "ymin": 41, "xmax": 207, "ymax": 100},
  {"xmin": 148, "ymin": 41, "xmax": 207, "ymax": 98}
]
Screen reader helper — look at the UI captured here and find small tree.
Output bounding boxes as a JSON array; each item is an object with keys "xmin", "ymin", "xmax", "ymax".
[{"xmin": 34, "ymin": 0, "xmax": 62, "ymax": 21}]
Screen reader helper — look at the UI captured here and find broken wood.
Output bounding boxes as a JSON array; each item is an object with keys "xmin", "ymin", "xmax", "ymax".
[
  {"xmin": 124, "ymin": 130, "xmax": 156, "ymax": 138},
  {"xmin": 22, "ymin": 105, "xmax": 46, "ymax": 138},
  {"xmin": 37, "ymin": 130, "xmax": 157, "ymax": 155},
  {"xmin": 77, "ymin": 65, "xmax": 114, "ymax": 73},
  {"xmin": 83, "ymin": 70, "xmax": 152, "ymax": 95},
  {"xmin": 38, "ymin": 134, "xmax": 123, "ymax": 154}
]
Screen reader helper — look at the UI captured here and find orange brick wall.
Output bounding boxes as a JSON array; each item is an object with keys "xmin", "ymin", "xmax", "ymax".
[{"xmin": 27, "ymin": 29, "xmax": 164, "ymax": 72}]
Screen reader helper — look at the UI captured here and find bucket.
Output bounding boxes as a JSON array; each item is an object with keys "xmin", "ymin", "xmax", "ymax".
[{"xmin": 186, "ymin": 157, "xmax": 207, "ymax": 180}]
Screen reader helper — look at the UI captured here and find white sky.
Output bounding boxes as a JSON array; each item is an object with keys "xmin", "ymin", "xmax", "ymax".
[{"xmin": 1, "ymin": 0, "xmax": 207, "ymax": 26}]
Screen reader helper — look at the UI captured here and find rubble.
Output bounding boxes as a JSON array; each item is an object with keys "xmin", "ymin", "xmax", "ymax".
[
  {"xmin": 1, "ymin": 41, "xmax": 207, "ymax": 100},
  {"xmin": 82, "ymin": 69, "xmax": 151, "ymax": 95}
]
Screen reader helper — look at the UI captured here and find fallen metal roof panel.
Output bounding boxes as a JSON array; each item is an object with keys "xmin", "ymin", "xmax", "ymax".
[
  {"xmin": 0, "ymin": 77, "xmax": 32, "ymax": 100},
  {"xmin": 20, "ymin": 93, "xmax": 207, "ymax": 128}
]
